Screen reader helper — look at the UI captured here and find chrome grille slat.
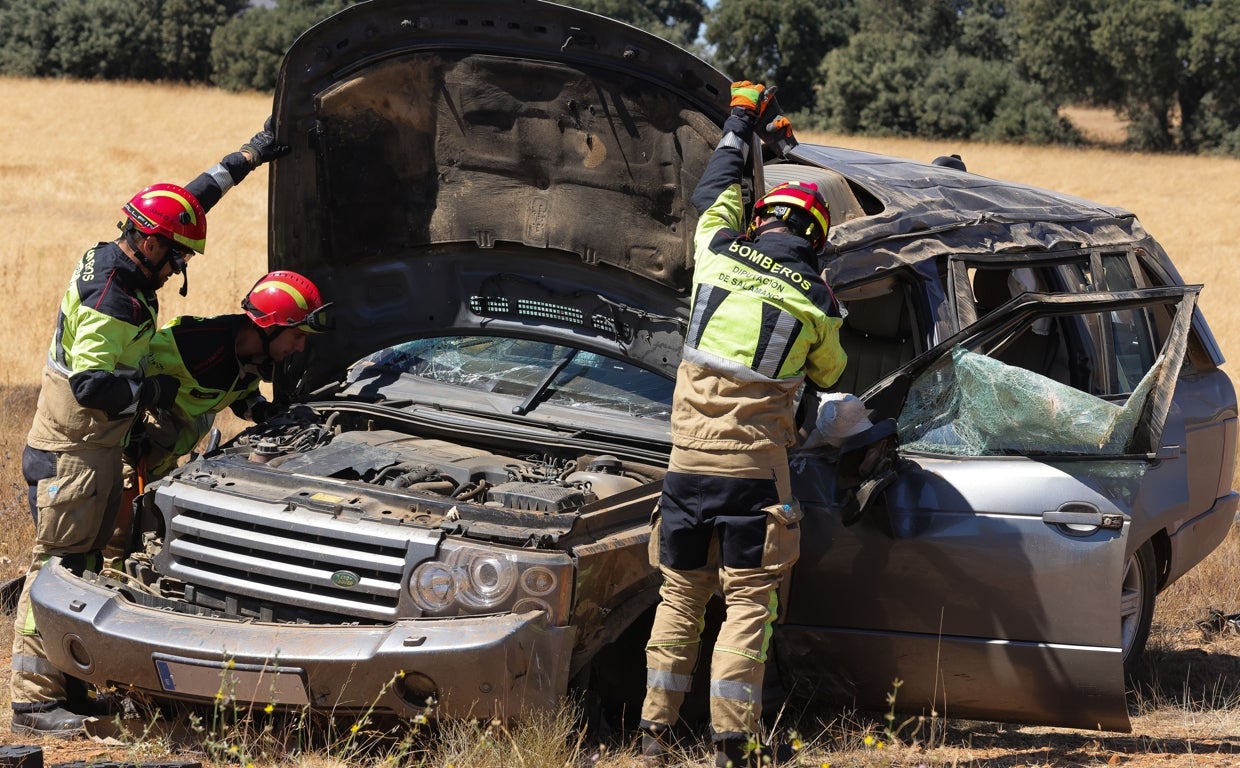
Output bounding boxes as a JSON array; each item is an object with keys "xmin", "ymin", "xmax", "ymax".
[
  {"xmin": 170, "ymin": 562, "xmax": 400, "ymax": 618},
  {"xmin": 169, "ymin": 514, "xmax": 406, "ymax": 576},
  {"xmin": 167, "ymin": 539, "xmax": 400, "ymax": 598},
  {"xmin": 155, "ymin": 483, "xmax": 443, "ymax": 621}
]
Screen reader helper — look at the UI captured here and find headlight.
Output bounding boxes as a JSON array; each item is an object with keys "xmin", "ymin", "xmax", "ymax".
[
  {"xmin": 512, "ymin": 597, "xmax": 553, "ymax": 615},
  {"xmin": 521, "ymin": 566, "xmax": 557, "ymax": 596},
  {"xmin": 455, "ymin": 550, "xmax": 517, "ymax": 609},
  {"xmin": 409, "ymin": 543, "xmax": 572, "ymax": 621},
  {"xmin": 411, "ymin": 562, "xmax": 457, "ymax": 611}
]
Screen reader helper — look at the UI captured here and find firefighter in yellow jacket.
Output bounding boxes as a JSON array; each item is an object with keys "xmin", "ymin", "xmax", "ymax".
[
  {"xmin": 640, "ymin": 81, "xmax": 847, "ymax": 768},
  {"xmin": 124, "ymin": 270, "xmax": 333, "ymax": 484}
]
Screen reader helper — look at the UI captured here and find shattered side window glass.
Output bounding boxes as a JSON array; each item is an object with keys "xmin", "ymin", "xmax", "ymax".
[
  {"xmin": 349, "ymin": 336, "xmax": 672, "ymax": 418},
  {"xmin": 900, "ymin": 345, "xmax": 1166, "ymax": 456}
]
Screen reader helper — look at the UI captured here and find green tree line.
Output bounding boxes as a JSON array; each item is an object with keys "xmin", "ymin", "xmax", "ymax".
[{"xmin": 1, "ymin": 0, "xmax": 1236, "ymax": 155}]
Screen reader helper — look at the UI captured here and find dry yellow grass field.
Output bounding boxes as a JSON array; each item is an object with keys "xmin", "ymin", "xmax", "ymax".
[{"xmin": 1, "ymin": 77, "xmax": 1239, "ymax": 766}]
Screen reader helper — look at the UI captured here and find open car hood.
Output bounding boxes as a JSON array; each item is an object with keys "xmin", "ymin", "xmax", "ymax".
[{"xmin": 267, "ymin": 0, "xmax": 732, "ymax": 397}]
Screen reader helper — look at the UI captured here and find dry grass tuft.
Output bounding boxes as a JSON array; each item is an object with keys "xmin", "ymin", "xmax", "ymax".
[{"xmin": 0, "ymin": 386, "xmax": 38, "ymax": 570}]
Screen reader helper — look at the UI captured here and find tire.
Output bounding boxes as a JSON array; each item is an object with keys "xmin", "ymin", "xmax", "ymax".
[{"xmin": 1120, "ymin": 540, "xmax": 1156, "ymax": 678}]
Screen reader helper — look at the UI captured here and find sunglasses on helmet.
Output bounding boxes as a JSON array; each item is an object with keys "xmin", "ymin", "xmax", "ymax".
[
  {"xmin": 301, "ymin": 302, "xmax": 335, "ymax": 333},
  {"xmin": 163, "ymin": 240, "xmax": 193, "ymax": 274}
]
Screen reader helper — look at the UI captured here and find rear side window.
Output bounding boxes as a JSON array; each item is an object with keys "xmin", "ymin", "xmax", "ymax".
[
  {"xmin": 899, "ymin": 289, "xmax": 1197, "ymax": 457},
  {"xmin": 954, "ymin": 250, "xmax": 1168, "ymax": 397},
  {"xmin": 832, "ymin": 276, "xmax": 925, "ymax": 396}
]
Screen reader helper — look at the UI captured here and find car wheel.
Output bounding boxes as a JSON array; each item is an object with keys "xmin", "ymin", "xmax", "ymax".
[{"xmin": 1121, "ymin": 540, "xmax": 1156, "ymax": 677}]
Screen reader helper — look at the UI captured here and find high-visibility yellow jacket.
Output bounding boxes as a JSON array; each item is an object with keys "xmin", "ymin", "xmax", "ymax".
[
  {"xmin": 141, "ymin": 313, "xmax": 265, "ymax": 476},
  {"xmin": 670, "ymin": 110, "xmax": 847, "ymax": 454},
  {"xmin": 27, "ymin": 244, "xmax": 159, "ymax": 451}
]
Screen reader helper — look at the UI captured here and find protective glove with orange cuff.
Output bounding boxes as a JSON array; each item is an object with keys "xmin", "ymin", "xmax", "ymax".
[
  {"xmin": 759, "ymin": 113, "xmax": 798, "ymax": 157},
  {"xmin": 729, "ymin": 80, "xmax": 769, "ymax": 115}
]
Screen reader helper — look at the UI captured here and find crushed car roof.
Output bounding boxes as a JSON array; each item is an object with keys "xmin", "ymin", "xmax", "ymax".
[{"xmin": 768, "ymin": 146, "xmax": 1164, "ymax": 288}]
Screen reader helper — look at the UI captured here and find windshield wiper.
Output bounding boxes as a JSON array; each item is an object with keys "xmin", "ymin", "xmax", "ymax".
[{"xmin": 512, "ymin": 348, "xmax": 579, "ymax": 416}]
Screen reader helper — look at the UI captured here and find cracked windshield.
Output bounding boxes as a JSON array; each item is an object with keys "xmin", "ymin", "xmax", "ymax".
[{"xmin": 351, "ymin": 335, "xmax": 673, "ymax": 419}]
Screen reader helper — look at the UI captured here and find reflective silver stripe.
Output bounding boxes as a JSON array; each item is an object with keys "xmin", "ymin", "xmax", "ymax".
[
  {"xmin": 715, "ymin": 131, "xmax": 748, "ymax": 159},
  {"xmin": 207, "ymin": 162, "xmax": 234, "ymax": 194},
  {"xmin": 117, "ymin": 375, "xmax": 145, "ymax": 417},
  {"xmin": 687, "ymin": 283, "xmax": 717, "ymax": 348},
  {"xmin": 12, "ymin": 653, "xmax": 61, "ymax": 676},
  {"xmin": 710, "ymin": 679, "xmax": 756, "ymax": 702},
  {"xmin": 46, "ymin": 350, "xmax": 71, "ymax": 378},
  {"xmin": 647, "ymin": 669, "xmax": 694, "ymax": 693},
  {"xmin": 755, "ymin": 310, "xmax": 799, "ymax": 378},
  {"xmin": 51, "ymin": 307, "xmax": 70, "ymax": 371},
  {"xmin": 680, "ymin": 345, "xmax": 804, "ymax": 388}
]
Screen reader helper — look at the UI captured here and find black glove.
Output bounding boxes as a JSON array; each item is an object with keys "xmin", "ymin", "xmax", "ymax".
[
  {"xmin": 756, "ymin": 89, "xmax": 798, "ymax": 157},
  {"xmin": 287, "ymin": 404, "xmax": 321, "ymax": 423},
  {"xmin": 139, "ymin": 374, "xmax": 180, "ymax": 411},
  {"xmin": 239, "ymin": 117, "xmax": 289, "ymax": 169},
  {"xmin": 248, "ymin": 397, "xmax": 274, "ymax": 424}
]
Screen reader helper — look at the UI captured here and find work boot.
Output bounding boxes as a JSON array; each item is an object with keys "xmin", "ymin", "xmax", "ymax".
[
  {"xmin": 715, "ymin": 736, "xmax": 789, "ymax": 767},
  {"xmin": 11, "ymin": 705, "xmax": 88, "ymax": 738},
  {"xmin": 639, "ymin": 721, "xmax": 672, "ymax": 767},
  {"xmin": 715, "ymin": 737, "xmax": 749, "ymax": 768}
]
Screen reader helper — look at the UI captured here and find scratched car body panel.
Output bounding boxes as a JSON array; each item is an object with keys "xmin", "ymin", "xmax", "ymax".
[{"xmin": 29, "ymin": 0, "xmax": 1236, "ymax": 733}]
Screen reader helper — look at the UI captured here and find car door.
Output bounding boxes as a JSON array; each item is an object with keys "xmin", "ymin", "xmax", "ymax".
[{"xmin": 778, "ymin": 285, "xmax": 1199, "ymax": 733}]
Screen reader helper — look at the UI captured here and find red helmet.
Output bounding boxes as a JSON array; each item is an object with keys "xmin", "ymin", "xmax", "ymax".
[
  {"xmin": 121, "ymin": 183, "xmax": 207, "ymax": 254},
  {"xmin": 242, "ymin": 270, "xmax": 333, "ymax": 333},
  {"xmin": 753, "ymin": 181, "xmax": 831, "ymax": 251}
]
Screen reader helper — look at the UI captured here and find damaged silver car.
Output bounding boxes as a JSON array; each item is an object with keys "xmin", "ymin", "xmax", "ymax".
[{"xmin": 29, "ymin": 0, "xmax": 1236, "ymax": 734}]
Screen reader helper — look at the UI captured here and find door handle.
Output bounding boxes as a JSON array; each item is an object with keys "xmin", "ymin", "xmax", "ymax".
[{"xmin": 1043, "ymin": 503, "xmax": 1124, "ymax": 530}]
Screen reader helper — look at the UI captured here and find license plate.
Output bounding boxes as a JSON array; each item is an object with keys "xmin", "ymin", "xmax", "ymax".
[{"xmin": 153, "ymin": 654, "xmax": 310, "ymax": 706}]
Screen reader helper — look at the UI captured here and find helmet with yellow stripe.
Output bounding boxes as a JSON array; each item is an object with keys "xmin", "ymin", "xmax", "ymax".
[
  {"xmin": 121, "ymin": 183, "xmax": 207, "ymax": 254},
  {"xmin": 752, "ymin": 181, "xmax": 831, "ymax": 252},
  {"xmin": 242, "ymin": 271, "xmax": 333, "ymax": 333}
]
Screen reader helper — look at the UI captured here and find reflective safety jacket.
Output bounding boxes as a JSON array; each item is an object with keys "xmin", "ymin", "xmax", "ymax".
[
  {"xmin": 26, "ymin": 151, "xmax": 257, "ymax": 452},
  {"xmin": 27, "ymin": 244, "xmax": 159, "ymax": 450},
  {"xmin": 670, "ymin": 110, "xmax": 848, "ymax": 453},
  {"xmin": 143, "ymin": 313, "xmax": 266, "ymax": 470}
]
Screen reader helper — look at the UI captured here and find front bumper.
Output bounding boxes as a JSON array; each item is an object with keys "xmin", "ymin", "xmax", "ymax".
[{"xmin": 30, "ymin": 559, "xmax": 575, "ymax": 719}]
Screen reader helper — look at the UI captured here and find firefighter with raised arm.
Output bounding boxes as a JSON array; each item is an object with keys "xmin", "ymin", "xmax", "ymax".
[{"xmin": 639, "ymin": 81, "xmax": 847, "ymax": 768}]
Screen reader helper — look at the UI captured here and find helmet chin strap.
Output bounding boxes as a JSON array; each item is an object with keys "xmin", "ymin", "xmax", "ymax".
[
  {"xmin": 748, "ymin": 219, "xmax": 788, "ymax": 239},
  {"xmin": 257, "ymin": 325, "xmax": 286, "ymax": 359},
  {"xmin": 179, "ymin": 270, "xmax": 189, "ymax": 297},
  {"xmin": 123, "ymin": 228, "xmax": 177, "ymax": 290}
]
